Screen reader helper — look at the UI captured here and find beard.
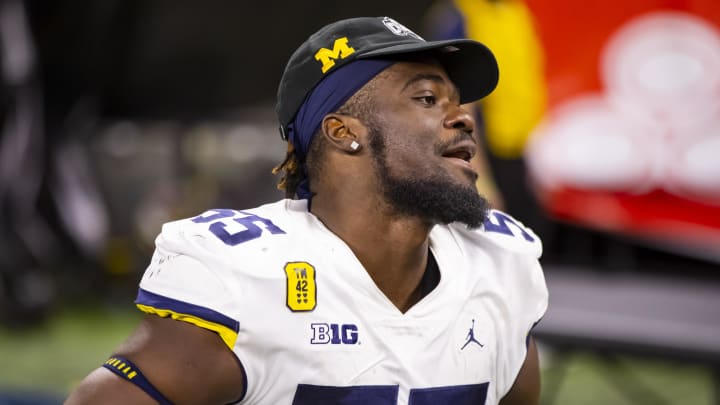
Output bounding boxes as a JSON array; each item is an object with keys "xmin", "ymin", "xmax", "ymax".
[{"xmin": 367, "ymin": 126, "xmax": 490, "ymax": 228}]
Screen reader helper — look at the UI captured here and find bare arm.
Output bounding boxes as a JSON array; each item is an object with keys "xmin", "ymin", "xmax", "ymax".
[
  {"xmin": 65, "ymin": 315, "xmax": 244, "ymax": 405},
  {"xmin": 499, "ymin": 338, "xmax": 541, "ymax": 405}
]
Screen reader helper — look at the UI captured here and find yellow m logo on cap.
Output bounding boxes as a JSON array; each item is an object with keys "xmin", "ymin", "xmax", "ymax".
[{"xmin": 314, "ymin": 37, "xmax": 355, "ymax": 73}]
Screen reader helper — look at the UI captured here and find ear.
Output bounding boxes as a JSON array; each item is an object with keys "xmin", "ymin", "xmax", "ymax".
[{"xmin": 321, "ymin": 114, "xmax": 366, "ymax": 153}]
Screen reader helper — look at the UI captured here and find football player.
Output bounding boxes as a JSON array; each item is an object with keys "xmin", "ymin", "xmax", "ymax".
[{"xmin": 66, "ymin": 16, "xmax": 547, "ymax": 405}]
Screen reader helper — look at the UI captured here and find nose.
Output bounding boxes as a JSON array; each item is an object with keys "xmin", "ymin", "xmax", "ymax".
[{"xmin": 443, "ymin": 104, "xmax": 475, "ymax": 134}]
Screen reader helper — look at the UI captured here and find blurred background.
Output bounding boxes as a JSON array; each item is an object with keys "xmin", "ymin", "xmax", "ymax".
[{"xmin": 1, "ymin": 0, "xmax": 719, "ymax": 404}]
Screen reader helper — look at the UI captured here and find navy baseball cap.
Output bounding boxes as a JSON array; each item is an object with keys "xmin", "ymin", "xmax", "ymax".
[{"xmin": 276, "ymin": 16, "xmax": 499, "ymax": 140}]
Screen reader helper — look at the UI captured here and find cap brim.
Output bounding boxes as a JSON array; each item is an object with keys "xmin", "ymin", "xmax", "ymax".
[{"xmin": 359, "ymin": 39, "xmax": 499, "ymax": 103}]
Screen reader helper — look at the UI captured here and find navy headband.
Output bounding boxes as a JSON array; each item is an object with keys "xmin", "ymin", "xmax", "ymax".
[{"xmin": 286, "ymin": 59, "xmax": 395, "ymax": 160}]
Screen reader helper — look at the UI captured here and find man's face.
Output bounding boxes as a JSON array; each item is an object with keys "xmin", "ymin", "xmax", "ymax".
[{"xmin": 365, "ymin": 61, "xmax": 489, "ymax": 227}]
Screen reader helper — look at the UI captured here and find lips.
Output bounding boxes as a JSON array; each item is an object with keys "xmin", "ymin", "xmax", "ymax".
[{"xmin": 441, "ymin": 140, "xmax": 477, "ymax": 164}]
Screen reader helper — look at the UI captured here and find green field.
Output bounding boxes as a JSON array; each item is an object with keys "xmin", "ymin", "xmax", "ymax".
[
  {"xmin": 0, "ymin": 306, "xmax": 713, "ymax": 404},
  {"xmin": 0, "ymin": 305, "xmax": 142, "ymax": 400}
]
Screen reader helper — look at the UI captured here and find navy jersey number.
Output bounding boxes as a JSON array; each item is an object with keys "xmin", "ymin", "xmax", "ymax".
[
  {"xmin": 482, "ymin": 211, "xmax": 534, "ymax": 242},
  {"xmin": 192, "ymin": 209, "xmax": 285, "ymax": 246},
  {"xmin": 292, "ymin": 383, "xmax": 488, "ymax": 405}
]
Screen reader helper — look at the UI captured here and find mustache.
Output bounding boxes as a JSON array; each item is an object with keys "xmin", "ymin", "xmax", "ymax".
[{"xmin": 436, "ymin": 131, "xmax": 477, "ymax": 154}]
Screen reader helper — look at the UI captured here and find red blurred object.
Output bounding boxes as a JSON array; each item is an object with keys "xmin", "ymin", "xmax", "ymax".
[{"xmin": 524, "ymin": 0, "xmax": 720, "ymax": 259}]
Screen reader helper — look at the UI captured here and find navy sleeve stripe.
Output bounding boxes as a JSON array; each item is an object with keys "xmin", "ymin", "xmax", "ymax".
[{"xmin": 135, "ymin": 288, "xmax": 239, "ymax": 333}]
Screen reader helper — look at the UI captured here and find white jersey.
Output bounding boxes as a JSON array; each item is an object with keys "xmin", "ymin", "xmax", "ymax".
[{"xmin": 137, "ymin": 199, "xmax": 548, "ymax": 405}]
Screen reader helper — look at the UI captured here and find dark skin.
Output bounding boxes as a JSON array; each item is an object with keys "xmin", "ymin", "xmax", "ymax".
[{"xmin": 65, "ymin": 61, "xmax": 540, "ymax": 405}]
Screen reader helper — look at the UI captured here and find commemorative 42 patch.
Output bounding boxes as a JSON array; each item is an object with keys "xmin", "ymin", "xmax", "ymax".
[{"xmin": 284, "ymin": 262, "xmax": 317, "ymax": 311}]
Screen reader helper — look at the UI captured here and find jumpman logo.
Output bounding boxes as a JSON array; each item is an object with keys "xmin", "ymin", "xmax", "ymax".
[{"xmin": 461, "ymin": 319, "xmax": 483, "ymax": 350}]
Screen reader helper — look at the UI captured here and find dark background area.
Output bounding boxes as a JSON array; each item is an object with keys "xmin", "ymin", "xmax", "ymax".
[{"xmin": 33, "ymin": 1, "xmax": 435, "ymax": 120}]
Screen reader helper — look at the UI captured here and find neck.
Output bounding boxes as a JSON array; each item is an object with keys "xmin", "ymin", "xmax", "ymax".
[{"xmin": 311, "ymin": 192, "xmax": 434, "ymax": 313}]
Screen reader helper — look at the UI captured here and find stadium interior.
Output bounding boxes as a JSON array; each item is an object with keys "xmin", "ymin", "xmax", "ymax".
[{"xmin": 1, "ymin": 1, "xmax": 718, "ymax": 404}]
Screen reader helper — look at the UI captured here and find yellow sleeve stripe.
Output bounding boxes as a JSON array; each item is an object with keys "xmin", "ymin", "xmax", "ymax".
[
  {"xmin": 105, "ymin": 357, "xmax": 138, "ymax": 380},
  {"xmin": 136, "ymin": 304, "xmax": 238, "ymax": 350},
  {"xmin": 105, "ymin": 357, "xmax": 135, "ymax": 376}
]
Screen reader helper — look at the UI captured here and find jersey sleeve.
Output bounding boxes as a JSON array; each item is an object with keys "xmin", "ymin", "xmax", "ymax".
[
  {"xmin": 135, "ymin": 218, "xmax": 242, "ymax": 350},
  {"xmin": 493, "ymin": 211, "xmax": 548, "ymax": 400},
  {"xmin": 499, "ymin": 253, "xmax": 547, "ymax": 400},
  {"xmin": 464, "ymin": 209, "xmax": 549, "ymax": 398}
]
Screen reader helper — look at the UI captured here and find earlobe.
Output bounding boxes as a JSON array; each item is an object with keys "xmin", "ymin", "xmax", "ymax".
[{"xmin": 322, "ymin": 114, "xmax": 365, "ymax": 154}]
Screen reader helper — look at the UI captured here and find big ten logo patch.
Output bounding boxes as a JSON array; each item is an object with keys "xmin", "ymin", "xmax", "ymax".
[
  {"xmin": 285, "ymin": 262, "xmax": 316, "ymax": 312},
  {"xmin": 311, "ymin": 323, "xmax": 359, "ymax": 345},
  {"xmin": 314, "ymin": 37, "xmax": 355, "ymax": 73}
]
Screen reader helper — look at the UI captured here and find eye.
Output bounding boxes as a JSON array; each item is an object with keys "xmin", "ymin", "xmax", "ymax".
[{"xmin": 414, "ymin": 95, "xmax": 437, "ymax": 106}]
